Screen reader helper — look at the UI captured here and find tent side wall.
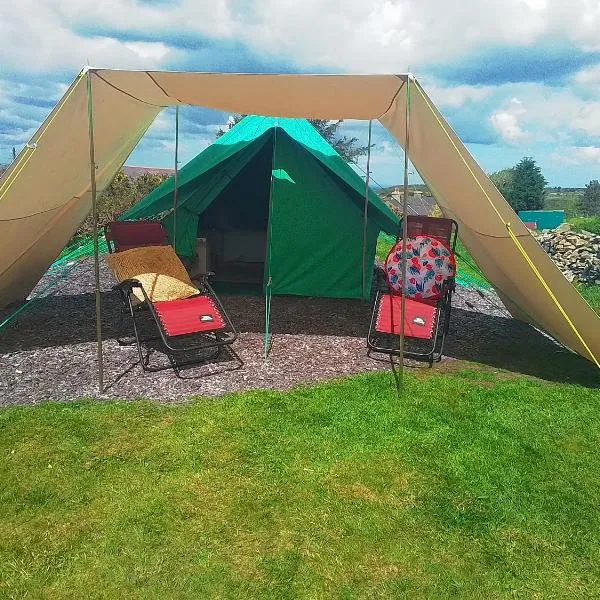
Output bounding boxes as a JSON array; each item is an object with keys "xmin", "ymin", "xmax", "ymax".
[
  {"xmin": 268, "ymin": 131, "xmax": 380, "ymax": 299},
  {"xmin": 379, "ymin": 79, "xmax": 600, "ymax": 364},
  {"xmin": 0, "ymin": 72, "xmax": 160, "ymax": 307}
]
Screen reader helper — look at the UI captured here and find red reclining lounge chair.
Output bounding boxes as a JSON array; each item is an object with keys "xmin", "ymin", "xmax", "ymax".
[
  {"xmin": 105, "ymin": 220, "xmax": 237, "ymax": 372},
  {"xmin": 367, "ymin": 216, "xmax": 458, "ymax": 364}
]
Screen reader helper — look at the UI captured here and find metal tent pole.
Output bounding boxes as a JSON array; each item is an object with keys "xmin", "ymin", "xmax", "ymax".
[
  {"xmin": 86, "ymin": 70, "xmax": 104, "ymax": 393},
  {"xmin": 361, "ymin": 120, "xmax": 373, "ymax": 299},
  {"xmin": 399, "ymin": 75, "xmax": 411, "ymax": 384},
  {"xmin": 263, "ymin": 124, "xmax": 279, "ymax": 359},
  {"xmin": 172, "ymin": 105, "xmax": 180, "ymax": 253}
]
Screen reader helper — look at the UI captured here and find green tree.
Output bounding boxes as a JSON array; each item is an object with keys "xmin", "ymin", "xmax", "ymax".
[
  {"xmin": 308, "ymin": 119, "xmax": 369, "ymax": 163},
  {"xmin": 489, "ymin": 167, "xmax": 515, "ymax": 201},
  {"xmin": 133, "ymin": 172, "xmax": 169, "ymax": 199},
  {"xmin": 216, "ymin": 114, "xmax": 369, "ymax": 163},
  {"xmin": 216, "ymin": 114, "xmax": 245, "ymax": 138},
  {"xmin": 578, "ymin": 180, "xmax": 600, "ymax": 216},
  {"xmin": 506, "ymin": 157, "xmax": 547, "ymax": 212}
]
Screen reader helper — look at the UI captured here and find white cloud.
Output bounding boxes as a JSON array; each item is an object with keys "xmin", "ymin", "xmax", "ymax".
[
  {"xmin": 241, "ymin": 0, "xmax": 600, "ymax": 72},
  {"xmin": 572, "ymin": 102, "xmax": 600, "ymax": 137},
  {"xmin": 479, "ymin": 83, "xmax": 600, "ymax": 145},
  {"xmin": 2, "ymin": 0, "xmax": 600, "ymax": 75},
  {"xmin": 123, "ymin": 42, "xmax": 171, "ymax": 62},
  {"xmin": 490, "ymin": 112, "xmax": 527, "ymax": 143},
  {"xmin": 552, "ymin": 146, "xmax": 600, "ymax": 165},
  {"xmin": 490, "ymin": 98, "xmax": 528, "ymax": 143},
  {"xmin": 425, "ymin": 82, "xmax": 494, "ymax": 108},
  {"xmin": 0, "ymin": 1, "xmax": 176, "ymax": 73},
  {"xmin": 574, "ymin": 64, "xmax": 600, "ymax": 86}
]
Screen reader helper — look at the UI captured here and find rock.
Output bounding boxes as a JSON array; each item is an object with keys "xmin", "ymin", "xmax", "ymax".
[{"xmin": 532, "ymin": 227, "xmax": 600, "ymax": 285}]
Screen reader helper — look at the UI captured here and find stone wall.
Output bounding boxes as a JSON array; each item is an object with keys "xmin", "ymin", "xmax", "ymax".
[{"xmin": 532, "ymin": 224, "xmax": 600, "ymax": 284}]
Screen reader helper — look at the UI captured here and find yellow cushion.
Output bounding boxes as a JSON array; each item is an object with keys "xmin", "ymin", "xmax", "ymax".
[{"xmin": 106, "ymin": 245, "xmax": 199, "ymax": 304}]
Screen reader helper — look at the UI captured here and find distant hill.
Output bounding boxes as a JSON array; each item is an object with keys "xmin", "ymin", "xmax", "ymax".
[{"xmin": 544, "ymin": 189, "xmax": 583, "ymax": 218}]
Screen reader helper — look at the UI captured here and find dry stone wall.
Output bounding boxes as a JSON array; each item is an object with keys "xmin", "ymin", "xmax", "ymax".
[{"xmin": 532, "ymin": 223, "xmax": 600, "ymax": 284}]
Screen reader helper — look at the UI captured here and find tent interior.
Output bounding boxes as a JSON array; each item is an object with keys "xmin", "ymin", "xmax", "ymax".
[{"xmin": 194, "ymin": 138, "xmax": 272, "ymax": 287}]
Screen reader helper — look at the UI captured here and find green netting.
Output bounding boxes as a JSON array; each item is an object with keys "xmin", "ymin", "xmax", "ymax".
[
  {"xmin": 0, "ymin": 233, "xmax": 108, "ymax": 331},
  {"xmin": 55, "ymin": 234, "xmax": 108, "ymax": 265}
]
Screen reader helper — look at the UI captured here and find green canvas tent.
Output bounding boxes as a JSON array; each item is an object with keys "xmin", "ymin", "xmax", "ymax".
[{"xmin": 121, "ymin": 115, "xmax": 398, "ymax": 300}]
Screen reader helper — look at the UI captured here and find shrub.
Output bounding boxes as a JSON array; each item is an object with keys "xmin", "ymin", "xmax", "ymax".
[{"xmin": 76, "ymin": 170, "xmax": 168, "ymax": 237}]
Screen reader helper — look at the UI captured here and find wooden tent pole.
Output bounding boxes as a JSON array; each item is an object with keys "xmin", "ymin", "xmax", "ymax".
[
  {"xmin": 399, "ymin": 75, "xmax": 411, "ymax": 383},
  {"xmin": 172, "ymin": 105, "xmax": 180, "ymax": 253},
  {"xmin": 86, "ymin": 69, "xmax": 104, "ymax": 393},
  {"xmin": 361, "ymin": 120, "xmax": 373, "ymax": 299}
]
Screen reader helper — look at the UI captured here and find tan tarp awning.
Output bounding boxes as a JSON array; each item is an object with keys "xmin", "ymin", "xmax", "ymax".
[{"xmin": 0, "ymin": 69, "xmax": 598, "ymax": 366}]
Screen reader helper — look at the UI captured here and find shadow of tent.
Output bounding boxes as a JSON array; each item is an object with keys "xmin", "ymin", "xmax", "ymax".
[
  {"xmin": 0, "ymin": 291, "xmax": 597, "ymax": 388},
  {"xmin": 443, "ymin": 307, "xmax": 599, "ymax": 387}
]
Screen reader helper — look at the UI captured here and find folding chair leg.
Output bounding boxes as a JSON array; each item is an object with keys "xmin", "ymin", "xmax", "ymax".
[{"xmin": 125, "ymin": 296, "xmax": 225, "ymax": 373}]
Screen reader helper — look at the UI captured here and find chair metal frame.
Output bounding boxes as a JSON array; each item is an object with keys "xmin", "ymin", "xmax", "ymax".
[
  {"xmin": 116, "ymin": 275, "xmax": 238, "ymax": 372},
  {"xmin": 105, "ymin": 220, "xmax": 238, "ymax": 372},
  {"xmin": 367, "ymin": 216, "xmax": 458, "ymax": 365}
]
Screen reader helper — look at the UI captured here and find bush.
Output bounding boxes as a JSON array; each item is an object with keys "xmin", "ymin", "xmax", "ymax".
[
  {"xmin": 76, "ymin": 170, "xmax": 168, "ymax": 237},
  {"xmin": 578, "ymin": 180, "xmax": 600, "ymax": 216},
  {"xmin": 569, "ymin": 216, "xmax": 600, "ymax": 236}
]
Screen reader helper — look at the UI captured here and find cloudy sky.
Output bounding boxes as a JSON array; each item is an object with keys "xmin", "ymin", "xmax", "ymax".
[{"xmin": 1, "ymin": 0, "xmax": 599, "ymax": 187}]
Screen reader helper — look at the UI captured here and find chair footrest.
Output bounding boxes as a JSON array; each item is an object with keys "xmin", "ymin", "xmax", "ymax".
[
  {"xmin": 375, "ymin": 294, "xmax": 437, "ymax": 340},
  {"xmin": 152, "ymin": 295, "xmax": 226, "ymax": 337}
]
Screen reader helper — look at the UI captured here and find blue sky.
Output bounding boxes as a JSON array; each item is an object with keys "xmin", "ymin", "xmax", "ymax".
[{"xmin": 1, "ymin": 0, "xmax": 599, "ymax": 187}]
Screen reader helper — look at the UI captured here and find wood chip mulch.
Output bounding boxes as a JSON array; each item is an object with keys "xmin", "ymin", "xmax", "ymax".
[{"xmin": 0, "ymin": 258, "xmax": 597, "ymax": 406}]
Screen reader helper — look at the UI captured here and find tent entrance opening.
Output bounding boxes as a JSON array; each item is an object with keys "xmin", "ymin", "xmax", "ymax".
[{"xmin": 196, "ymin": 139, "xmax": 272, "ymax": 286}]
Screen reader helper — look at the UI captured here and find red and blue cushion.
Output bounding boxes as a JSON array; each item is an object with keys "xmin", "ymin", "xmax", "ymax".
[{"xmin": 385, "ymin": 235, "xmax": 456, "ymax": 300}]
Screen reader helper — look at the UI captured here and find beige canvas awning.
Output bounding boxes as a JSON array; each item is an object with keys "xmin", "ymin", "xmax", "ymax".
[{"xmin": 0, "ymin": 68, "xmax": 598, "ymax": 366}]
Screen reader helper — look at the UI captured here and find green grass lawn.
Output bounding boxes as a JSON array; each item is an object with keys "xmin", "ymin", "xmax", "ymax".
[
  {"xmin": 2, "ymin": 371, "xmax": 599, "ymax": 598},
  {"xmin": 579, "ymin": 284, "xmax": 600, "ymax": 315}
]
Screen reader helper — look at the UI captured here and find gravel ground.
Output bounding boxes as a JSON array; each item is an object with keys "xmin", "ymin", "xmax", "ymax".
[{"xmin": 0, "ymin": 258, "xmax": 595, "ymax": 406}]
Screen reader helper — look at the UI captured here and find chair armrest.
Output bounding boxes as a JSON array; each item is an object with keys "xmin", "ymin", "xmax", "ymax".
[
  {"xmin": 192, "ymin": 271, "xmax": 215, "ymax": 287},
  {"xmin": 114, "ymin": 278, "xmax": 143, "ymax": 293}
]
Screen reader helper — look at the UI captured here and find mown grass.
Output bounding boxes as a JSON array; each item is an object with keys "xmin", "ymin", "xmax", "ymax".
[
  {"xmin": 579, "ymin": 283, "xmax": 600, "ymax": 315},
  {"xmin": 1, "ymin": 371, "xmax": 599, "ymax": 599}
]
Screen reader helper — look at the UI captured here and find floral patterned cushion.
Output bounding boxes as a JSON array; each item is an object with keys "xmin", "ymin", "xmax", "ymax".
[{"xmin": 385, "ymin": 235, "xmax": 456, "ymax": 300}]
